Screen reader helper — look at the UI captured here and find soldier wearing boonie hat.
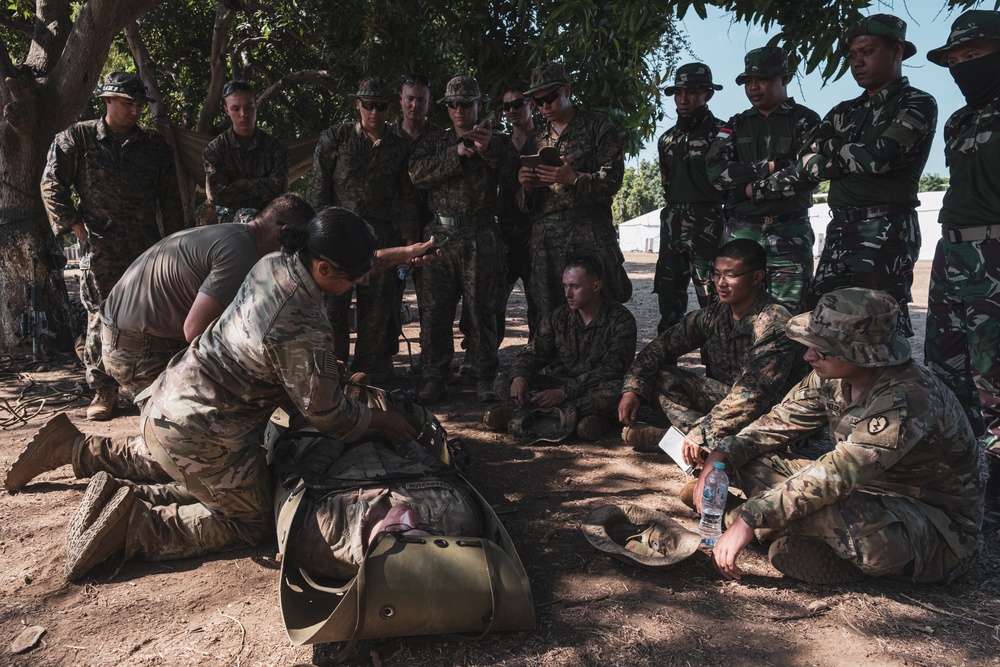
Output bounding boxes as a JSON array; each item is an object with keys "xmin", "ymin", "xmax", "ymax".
[
  {"xmin": 922, "ymin": 9, "xmax": 1000, "ymax": 530},
  {"xmin": 762, "ymin": 13, "xmax": 937, "ymax": 339},
  {"xmin": 653, "ymin": 63, "xmax": 726, "ymax": 333},
  {"xmin": 309, "ymin": 75, "xmax": 420, "ymax": 381},
  {"xmin": 694, "ymin": 287, "xmax": 985, "ymax": 587},
  {"xmin": 40, "ymin": 71, "xmax": 184, "ymax": 422},
  {"xmin": 707, "ymin": 47, "xmax": 820, "ymax": 315}
]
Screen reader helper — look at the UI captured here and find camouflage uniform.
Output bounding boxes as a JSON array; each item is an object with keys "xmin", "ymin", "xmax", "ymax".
[
  {"xmin": 499, "ymin": 300, "xmax": 637, "ymax": 417},
  {"xmin": 923, "ymin": 11, "xmax": 1000, "ymax": 457},
  {"xmin": 622, "ymin": 291, "xmax": 796, "ymax": 448},
  {"xmin": 73, "ymin": 253, "xmax": 373, "ymax": 561},
  {"xmin": 517, "ymin": 110, "xmax": 630, "ymax": 319},
  {"xmin": 41, "ymin": 116, "xmax": 184, "ymax": 393},
  {"xmin": 309, "ymin": 121, "xmax": 419, "ymax": 374},
  {"xmin": 203, "ymin": 127, "xmax": 288, "ymax": 221},
  {"xmin": 707, "ymin": 49, "xmax": 821, "ymax": 313},
  {"xmin": 409, "ymin": 117, "xmax": 511, "ymax": 384}
]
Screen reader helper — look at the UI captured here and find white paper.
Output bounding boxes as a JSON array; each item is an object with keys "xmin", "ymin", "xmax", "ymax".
[{"xmin": 657, "ymin": 426, "xmax": 695, "ymax": 475}]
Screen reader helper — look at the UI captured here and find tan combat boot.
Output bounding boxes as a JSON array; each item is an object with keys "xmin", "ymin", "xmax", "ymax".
[
  {"xmin": 86, "ymin": 386, "xmax": 118, "ymax": 421},
  {"xmin": 66, "ymin": 474, "xmax": 135, "ymax": 581},
  {"xmin": 767, "ymin": 536, "xmax": 866, "ymax": 585},
  {"xmin": 621, "ymin": 422, "xmax": 667, "ymax": 452},
  {"xmin": 5, "ymin": 412, "xmax": 84, "ymax": 492},
  {"xmin": 576, "ymin": 416, "xmax": 611, "ymax": 441}
]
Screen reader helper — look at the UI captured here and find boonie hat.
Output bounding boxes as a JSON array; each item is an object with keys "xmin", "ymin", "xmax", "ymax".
[
  {"xmin": 840, "ymin": 13, "xmax": 917, "ymax": 61},
  {"xmin": 581, "ymin": 504, "xmax": 702, "ymax": 569},
  {"xmin": 98, "ymin": 72, "xmax": 154, "ymax": 102},
  {"xmin": 524, "ymin": 61, "xmax": 573, "ymax": 96},
  {"xmin": 785, "ymin": 288, "xmax": 911, "ymax": 367},
  {"xmin": 508, "ymin": 404, "xmax": 577, "ymax": 446},
  {"xmin": 663, "ymin": 63, "xmax": 723, "ymax": 95},
  {"xmin": 736, "ymin": 47, "xmax": 792, "ymax": 85},
  {"xmin": 350, "ymin": 77, "xmax": 393, "ymax": 100},
  {"xmin": 927, "ymin": 10, "xmax": 1000, "ymax": 66},
  {"xmin": 437, "ymin": 75, "xmax": 483, "ymax": 104}
]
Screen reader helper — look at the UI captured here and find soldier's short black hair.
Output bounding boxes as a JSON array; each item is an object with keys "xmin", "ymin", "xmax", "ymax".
[
  {"xmin": 503, "ymin": 78, "xmax": 531, "ymax": 95},
  {"xmin": 259, "ymin": 193, "xmax": 315, "ymax": 231},
  {"xmin": 716, "ymin": 238, "xmax": 766, "ymax": 271},
  {"xmin": 564, "ymin": 254, "xmax": 604, "ymax": 281}
]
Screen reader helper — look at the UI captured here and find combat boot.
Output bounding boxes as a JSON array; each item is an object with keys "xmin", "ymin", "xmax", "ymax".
[
  {"xmin": 66, "ymin": 477, "xmax": 135, "ymax": 581},
  {"xmin": 483, "ymin": 402, "xmax": 514, "ymax": 431},
  {"xmin": 67, "ymin": 471, "xmax": 120, "ymax": 541},
  {"xmin": 475, "ymin": 379, "xmax": 499, "ymax": 402},
  {"xmin": 418, "ymin": 380, "xmax": 447, "ymax": 405},
  {"xmin": 576, "ymin": 415, "xmax": 611, "ymax": 441},
  {"xmin": 621, "ymin": 422, "xmax": 667, "ymax": 453},
  {"xmin": 678, "ymin": 479, "xmax": 697, "ymax": 511},
  {"xmin": 87, "ymin": 386, "xmax": 118, "ymax": 421},
  {"xmin": 5, "ymin": 412, "xmax": 84, "ymax": 491},
  {"xmin": 767, "ymin": 536, "xmax": 866, "ymax": 585}
]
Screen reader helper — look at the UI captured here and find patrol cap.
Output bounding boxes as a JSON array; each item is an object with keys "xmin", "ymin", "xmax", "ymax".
[
  {"xmin": 508, "ymin": 404, "xmax": 577, "ymax": 446},
  {"xmin": 663, "ymin": 63, "xmax": 723, "ymax": 95},
  {"xmin": 736, "ymin": 47, "xmax": 792, "ymax": 85},
  {"xmin": 524, "ymin": 61, "xmax": 574, "ymax": 96},
  {"xmin": 98, "ymin": 72, "xmax": 154, "ymax": 102},
  {"xmin": 785, "ymin": 288, "xmax": 911, "ymax": 367},
  {"xmin": 581, "ymin": 504, "xmax": 701, "ymax": 569},
  {"xmin": 927, "ymin": 10, "xmax": 1000, "ymax": 66},
  {"xmin": 839, "ymin": 13, "xmax": 917, "ymax": 61},
  {"xmin": 350, "ymin": 77, "xmax": 393, "ymax": 100},
  {"xmin": 437, "ymin": 75, "xmax": 483, "ymax": 103}
]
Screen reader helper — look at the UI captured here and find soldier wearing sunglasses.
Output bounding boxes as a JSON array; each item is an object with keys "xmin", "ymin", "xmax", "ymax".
[{"xmin": 308, "ymin": 78, "xmax": 420, "ymax": 381}]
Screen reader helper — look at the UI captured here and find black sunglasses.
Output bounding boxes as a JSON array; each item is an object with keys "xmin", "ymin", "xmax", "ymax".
[
  {"xmin": 532, "ymin": 89, "xmax": 562, "ymax": 107},
  {"xmin": 446, "ymin": 100, "xmax": 475, "ymax": 109},
  {"xmin": 222, "ymin": 81, "xmax": 253, "ymax": 98},
  {"xmin": 502, "ymin": 98, "xmax": 530, "ymax": 111},
  {"xmin": 359, "ymin": 100, "xmax": 390, "ymax": 111},
  {"xmin": 403, "ymin": 73, "xmax": 430, "ymax": 87}
]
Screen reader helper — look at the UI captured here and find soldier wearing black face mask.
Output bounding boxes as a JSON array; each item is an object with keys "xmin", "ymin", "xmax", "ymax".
[{"xmin": 923, "ymin": 10, "xmax": 1000, "ymax": 533}]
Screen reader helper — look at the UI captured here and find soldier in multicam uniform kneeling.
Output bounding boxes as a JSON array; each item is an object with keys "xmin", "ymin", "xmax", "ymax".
[{"xmin": 704, "ymin": 288, "xmax": 985, "ymax": 585}]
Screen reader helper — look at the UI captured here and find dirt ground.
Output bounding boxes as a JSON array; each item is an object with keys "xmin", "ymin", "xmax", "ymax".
[{"xmin": 1, "ymin": 253, "xmax": 998, "ymax": 667}]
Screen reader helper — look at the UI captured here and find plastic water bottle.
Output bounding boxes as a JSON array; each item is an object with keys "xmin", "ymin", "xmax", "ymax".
[
  {"xmin": 698, "ymin": 461, "xmax": 729, "ymax": 547},
  {"xmin": 397, "ymin": 263, "xmax": 413, "ymax": 281}
]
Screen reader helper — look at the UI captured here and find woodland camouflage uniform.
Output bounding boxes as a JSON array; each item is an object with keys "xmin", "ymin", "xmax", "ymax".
[
  {"xmin": 707, "ymin": 47, "xmax": 821, "ymax": 313},
  {"xmin": 203, "ymin": 126, "xmax": 288, "ymax": 221}
]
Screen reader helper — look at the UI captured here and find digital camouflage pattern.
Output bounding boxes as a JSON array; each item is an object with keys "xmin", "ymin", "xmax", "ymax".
[
  {"xmin": 41, "ymin": 118, "xmax": 184, "ymax": 391},
  {"xmin": 927, "ymin": 10, "xmax": 1000, "ymax": 65},
  {"xmin": 925, "ymin": 90, "xmax": 1000, "ymax": 455},
  {"xmin": 720, "ymin": 362, "xmax": 985, "ymax": 584},
  {"xmin": 735, "ymin": 47, "xmax": 792, "ymax": 85},
  {"xmin": 767, "ymin": 77, "xmax": 937, "ymax": 335},
  {"xmin": 655, "ymin": 105, "xmax": 726, "ymax": 332},
  {"xmin": 506, "ymin": 300, "xmax": 637, "ymax": 417},
  {"xmin": 517, "ymin": 110, "xmax": 630, "ymax": 319},
  {"xmin": 204, "ymin": 127, "xmax": 288, "ymax": 221},
  {"xmin": 663, "ymin": 62, "xmax": 723, "ymax": 94},
  {"xmin": 622, "ymin": 291, "xmax": 796, "ymax": 448}
]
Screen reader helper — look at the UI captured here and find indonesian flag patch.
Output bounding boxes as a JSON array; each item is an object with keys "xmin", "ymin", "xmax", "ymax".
[{"xmin": 716, "ymin": 128, "xmax": 734, "ymax": 140}]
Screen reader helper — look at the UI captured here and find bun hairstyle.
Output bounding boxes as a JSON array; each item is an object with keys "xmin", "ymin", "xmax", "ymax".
[{"xmin": 278, "ymin": 206, "xmax": 377, "ymax": 269}]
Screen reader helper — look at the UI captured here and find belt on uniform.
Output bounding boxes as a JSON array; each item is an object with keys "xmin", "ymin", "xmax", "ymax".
[
  {"xmin": 535, "ymin": 205, "xmax": 607, "ymax": 221},
  {"xmin": 101, "ymin": 322, "xmax": 186, "ymax": 354},
  {"xmin": 946, "ymin": 224, "xmax": 1000, "ymax": 243},
  {"xmin": 830, "ymin": 204, "xmax": 914, "ymax": 224},
  {"xmin": 666, "ymin": 202, "xmax": 723, "ymax": 212},
  {"xmin": 436, "ymin": 212, "xmax": 494, "ymax": 228},
  {"xmin": 731, "ymin": 211, "xmax": 803, "ymax": 226}
]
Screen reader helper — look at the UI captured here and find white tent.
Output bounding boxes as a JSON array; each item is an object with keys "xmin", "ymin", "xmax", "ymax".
[{"xmin": 618, "ymin": 208, "xmax": 661, "ymax": 253}]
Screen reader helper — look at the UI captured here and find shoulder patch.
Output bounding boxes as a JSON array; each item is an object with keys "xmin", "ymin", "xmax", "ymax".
[
  {"xmin": 867, "ymin": 415, "xmax": 889, "ymax": 435},
  {"xmin": 313, "ymin": 348, "xmax": 341, "ymax": 378},
  {"xmin": 715, "ymin": 128, "xmax": 734, "ymax": 140},
  {"xmin": 851, "ymin": 404, "xmax": 905, "ymax": 449}
]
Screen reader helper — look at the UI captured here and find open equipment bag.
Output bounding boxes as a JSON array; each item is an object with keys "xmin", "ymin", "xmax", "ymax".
[{"xmin": 269, "ymin": 384, "xmax": 535, "ymax": 650}]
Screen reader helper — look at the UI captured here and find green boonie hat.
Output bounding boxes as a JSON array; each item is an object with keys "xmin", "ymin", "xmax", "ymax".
[
  {"xmin": 736, "ymin": 47, "xmax": 792, "ymax": 85},
  {"xmin": 786, "ymin": 288, "xmax": 911, "ymax": 367},
  {"xmin": 437, "ymin": 75, "xmax": 482, "ymax": 103},
  {"xmin": 508, "ymin": 404, "xmax": 577, "ymax": 446},
  {"xmin": 927, "ymin": 10, "xmax": 1000, "ymax": 66},
  {"xmin": 98, "ymin": 71, "xmax": 154, "ymax": 103},
  {"xmin": 840, "ymin": 13, "xmax": 917, "ymax": 61},
  {"xmin": 350, "ymin": 77, "xmax": 393, "ymax": 100},
  {"xmin": 524, "ymin": 61, "xmax": 574, "ymax": 96},
  {"xmin": 581, "ymin": 504, "xmax": 702, "ymax": 569},
  {"xmin": 663, "ymin": 63, "xmax": 723, "ymax": 95}
]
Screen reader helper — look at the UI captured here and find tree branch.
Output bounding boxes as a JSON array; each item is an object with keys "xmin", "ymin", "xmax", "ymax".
[
  {"xmin": 0, "ymin": 36, "xmax": 17, "ymax": 81},
  {"xmin": 24, "ymin": 0, "xmax": 72, "ymax": 73},
  {"xmin": 256, "ymin": 69, "xmax": 340, "ymax": 109},
  {"xmin": 195, "ymin": 2, "xmax": 235, "ymax": 134},
  {"xmin": 0, "ymin": 11, "xmax": 33, "ymax": 38}
]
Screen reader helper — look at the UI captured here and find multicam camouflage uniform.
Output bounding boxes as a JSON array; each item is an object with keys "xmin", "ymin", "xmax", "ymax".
[
  {"xmin": 309, "ymin": 122, "xmax": 419, "ymax": 374},
  {"xmin": 517, "ymin": 110, "xmax": 630, "ymax": 319},
  {"xmin": 498, "ymin": 301, "xmax": 637, "ymax": 417},
  {"xmin": 41, "ymin": 117, "xmax": 184, "ymax": 393},
  {"xmin": 409, "ymin": 124, "xmax": 511, "ymax": 384},
  {"xmin": 707, "ymin": 49, "xmax": 820, "ymax": 313},
  {"xmin": 656, "ymin": 104, "xmax": 726, "ymax": 333},
  {"xmin": 622, "ymin": 292, "xmax": 796, "ymax": 449},
  {"xmin": 767, "ymin": 77, "xmax": 937, "ymax": 336},
  {"xmin": 69, "ymin": 252, "xmax": 373, "ymax": 561},
  {"xmin": 720, "ymin": 361, "xmax": 984, "ymax": 584},
  {"xmin": 203, "ymin": 127, "xmax": 288, "ymax": 221}
]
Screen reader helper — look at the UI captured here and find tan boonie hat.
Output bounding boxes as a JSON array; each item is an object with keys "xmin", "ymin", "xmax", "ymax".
[
  {"xmin": 927, "ymin": 10, "xmax": 1000, "ymax": 66},
  {"xmin": 437, "ymin": 75, "xmax": 483, "ymax": 103},
  {"xmin": 98, "ymin": 72, "xmax": 154, "ymax": 102},
  {"xmin": 524, "ymin": 61, "xmax": 573, "ymax": 96},
  {"xmin": 350, "ymin": 77, "xmax": 393, "ymax": 100},
  {"xmin": 786, "ymin": 288, "xmax": 911, "ymax": 367},
  {"xmin": 663, "ymin": 63, "xmax": 723, "ymax": 95},
  {"xmin": 581, "ymin": 504, "xmax": 701, "ymax": 569},
  {"xmin": 840, "ymin": 13, "xmax": 917, "ymax": 61},
  {"xmin": 508, "ymin": 404, "xmax": 577, "ymax": 446}
]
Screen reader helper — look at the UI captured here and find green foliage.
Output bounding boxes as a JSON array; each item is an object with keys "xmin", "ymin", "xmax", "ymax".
[
  {"xmin": 919, "ymin": 173, "xmax": 949, "ymax": 192},
  {"xmin": 613, "ymin": 160, "xmax": 664, "ymax": 227}
]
